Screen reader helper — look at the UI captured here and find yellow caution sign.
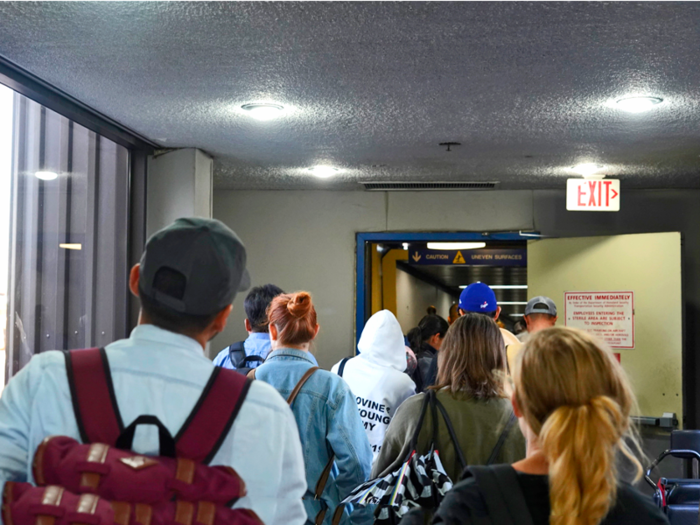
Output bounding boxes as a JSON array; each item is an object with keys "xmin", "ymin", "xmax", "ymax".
[{"xmin": 453, "ymin": 251, "xmax": 466, "ymax": 264}]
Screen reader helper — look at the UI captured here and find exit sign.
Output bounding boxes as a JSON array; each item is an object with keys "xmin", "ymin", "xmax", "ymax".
[{"xmin": 566, "ymin": 179, "xmax": 620, "ymax": 212}]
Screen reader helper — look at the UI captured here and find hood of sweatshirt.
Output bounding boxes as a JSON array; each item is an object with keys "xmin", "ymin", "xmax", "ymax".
[{"xmin": 357, "ymin": 310, "xmax": 408, "ymax": 372}]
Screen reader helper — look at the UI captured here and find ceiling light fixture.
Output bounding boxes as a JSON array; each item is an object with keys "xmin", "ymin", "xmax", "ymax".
[
  {"xmin": 497, "ymin": 301, "xmax": 529, "ymax": 306},
  {"xmin": 241, "ymin": 103, "xmax": 284, "ymax": 121},
  {"xmin": 59, "ymin": 243, "xmax": 82, "ymax": 250},
  {"xmin": 308, "ymin": 165, "xmax": 339, "ymax": 178},
  {"xmin": 572, "ymin": 163, "xmax": 605, "ymax": 178},
  {"xmin": 35, "ymin": 171, "xmax": 58, "ymax": 181},
  {"xmin": 427, "ymin": 242, "xmax": 486, "ymax": 250},
  {"xmin": 615, "ymin": 96, "xmax": 663, "ymax": 113},
  {"xmin": 402, "ymin": 243, "xmax": 409, "ymax": 251}
]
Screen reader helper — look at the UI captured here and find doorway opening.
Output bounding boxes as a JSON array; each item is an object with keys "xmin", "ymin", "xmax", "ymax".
[{"xmin": 356, "ymin": 232, "xmax": 531, "ymax": 344}]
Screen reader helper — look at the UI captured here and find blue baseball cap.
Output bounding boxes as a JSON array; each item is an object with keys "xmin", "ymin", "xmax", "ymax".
[{"xmin": 459, "ymin": 282, "xmax": 498, "ymax": 314}]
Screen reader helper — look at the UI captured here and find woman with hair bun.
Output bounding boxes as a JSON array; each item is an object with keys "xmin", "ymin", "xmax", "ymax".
[
  {"xmin": 414, "ymin": 327, "xmax": 668, "ymax": 525},
  {"xmin": 252, "ymin": 292, "xmax": 373, "ymax": 525}
]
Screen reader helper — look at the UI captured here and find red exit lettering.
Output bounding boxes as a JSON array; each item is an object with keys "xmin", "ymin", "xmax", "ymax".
[{"xmin": 575, "ymin": 180, "xmax": 618, "ymax": 208}]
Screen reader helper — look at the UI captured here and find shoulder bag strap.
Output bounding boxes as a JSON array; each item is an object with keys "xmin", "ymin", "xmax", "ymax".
[
  {"xmin": 433, "ymin": 394, "xmax": 468, "ymax": 472},
  {"xmin": 285, "ymin": 367, "xmax": 337, "ymax": 524},
  {"xmin": 174, "ymin": 368, "xmax": 252, "ymax": 464},
  {"xmin": 467, "ymin": 465, "xmax": 535, "ymax": 525},
  {"xmin": 287, "ymin": 366, "xmax": 319, "ymax": 405},
  {"xmin": 408, "ymin": 391, "xmax": 433, "ymax": 454},
  {"xmin": 337, "ymin": 357, "xmax": 350, "ymax": 377},
  {"xmin": 65, "ymin": 348, "xmax": 124, "ymax": 445},
  {"xmin": 228, "ymin": 341, "xmax": 246, "ymax": 368},
  {"xmin": 486, "ymin": 412, "xmax": 517, "ymax": 465}
]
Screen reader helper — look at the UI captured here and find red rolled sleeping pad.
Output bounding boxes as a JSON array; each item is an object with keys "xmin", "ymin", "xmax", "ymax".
[{"xmin": 1, "ymin": 436, "xmax": 263, "ymax": 525}]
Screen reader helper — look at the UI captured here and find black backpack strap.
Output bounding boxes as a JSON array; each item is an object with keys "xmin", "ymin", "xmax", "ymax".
[
  {"xmin": 433, "ymin": 393, "xmax": 468, "ymax": 472},
  {"xmin": 467, "ymin": 465, "xmax": 534, "ymax": 525},
  {"xmin": 337, "ymin": 357, "xmax": 350, "ymax": 377},
  {"xmin": 234, "ymin": 355, "xmax": 266, "ymax": 377},
  {"xmin": 242, "ymin": 354, "xmax": 265, "ymax": 366},
  {"xmin": 486, "ymin": 413, "xmax": 517, "ymax": 465},
  {"xmin": 227, "ymin": 341, "xmax": 247, "ymax": 368}
]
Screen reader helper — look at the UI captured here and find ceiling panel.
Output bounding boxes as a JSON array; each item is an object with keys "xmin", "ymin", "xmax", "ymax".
[{"xmin": 1, "ymin": 2, "xmax": 699, "ymax": 190}]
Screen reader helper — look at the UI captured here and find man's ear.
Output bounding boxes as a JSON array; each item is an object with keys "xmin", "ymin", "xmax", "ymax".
[
  {"xmin": 129, "ymin": 264, "xmax": 141, "ymax": 297},
  {"xmin": 211, "ymin": 305, "xmax": 234, "ymax": 334},
  {"xmin": 244, "ymin": 318, "xmax": 252, "ymax": 332},
  {"xmin": 494, "ymin": 306, "xmax": 502, "ymax": 321},
  {"xmin": 458, "ymin": 308, "xmax": 465, "ymax": 317}
]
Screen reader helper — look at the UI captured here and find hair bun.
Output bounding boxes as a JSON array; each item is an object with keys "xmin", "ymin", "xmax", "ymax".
[{"xmin": 287, "ymin": 292, "xmax": 312, "ymax": 318}]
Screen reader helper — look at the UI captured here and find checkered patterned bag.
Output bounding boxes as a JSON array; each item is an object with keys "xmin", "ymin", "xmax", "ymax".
[{"xmin": 342, "ymin": 390, "xmax": 466, "ymax": 524}]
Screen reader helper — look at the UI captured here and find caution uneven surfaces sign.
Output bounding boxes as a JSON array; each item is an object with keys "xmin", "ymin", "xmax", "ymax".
[{"xmin": 408, "ymin": 249, "xmax": 527, "ymax": 266}]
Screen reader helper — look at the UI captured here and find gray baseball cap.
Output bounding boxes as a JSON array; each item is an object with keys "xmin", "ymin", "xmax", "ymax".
[
  {"xmin": 139, "ymin": 217, "xmax": 251, "ymax": 316},
  {"xmin": 525, "ymin": 296, "xmax": 557, "ymax": 316}
]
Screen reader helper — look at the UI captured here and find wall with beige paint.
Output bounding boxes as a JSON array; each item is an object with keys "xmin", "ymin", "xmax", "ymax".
[{"xmin": 213, "ymin": 188, "xmax": 700, "ymax": 428}]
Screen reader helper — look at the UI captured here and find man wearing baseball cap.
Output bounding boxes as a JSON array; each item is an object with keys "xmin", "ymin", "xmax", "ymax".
[
  {"xmin": 458, "ymin": 282, "xmax": 521, "ymax": 348},
  {"xmin": 457, "ymin": 281, "xmax": 523, "ymax": 372},
  {"xmin": 517, "ymin": 296, "xmax": 558, "ymax": 343},
  {"xmin": 0, "ymin": 218, "xmax": 307, "ymax": 525}
]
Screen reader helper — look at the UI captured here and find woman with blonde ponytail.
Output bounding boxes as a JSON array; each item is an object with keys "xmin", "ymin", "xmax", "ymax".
[
  {"xmin": 252, "ymin": 292, "xmax": 373, "ymax": 525},
  {"xmin": 407, "ymin": 326, "xmax": 668, "ymax": 525}
]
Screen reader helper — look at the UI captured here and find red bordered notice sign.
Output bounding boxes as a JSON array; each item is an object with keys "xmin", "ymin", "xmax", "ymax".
[{"xmin": 564, "ymin": 291, "xmax": 635, "ymax": 349}]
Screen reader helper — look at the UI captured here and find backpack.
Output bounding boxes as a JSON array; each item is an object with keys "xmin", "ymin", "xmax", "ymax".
[
  {"xmin": 227, "ymin": 341, "xmax": 265, "ymax": 376},
  {"xmin": 460, "ymin": 465, "xmax": 534, "ymax": 525},
  {"xmin": 398, "ymin": 465, "xmax": 534, "ymax": 525},
  {"xmin": 2, "ymin": 347, "xmax": 263, "ymax": 525},
  {"xmin": 249, "ymin": 366, "xmax": 343, "ymax": 525}
]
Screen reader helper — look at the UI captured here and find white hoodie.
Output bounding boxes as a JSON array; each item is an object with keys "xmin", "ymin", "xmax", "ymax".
[{"xmin": 331, "ymin": 310, "xmax": 416, "ymax": 461}]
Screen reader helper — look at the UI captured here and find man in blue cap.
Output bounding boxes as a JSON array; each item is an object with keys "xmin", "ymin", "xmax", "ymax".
[
  {"xmin": 424, "ymin": 281, "xmax": 522, "ymax": 386},
  {"xmin": 458, "ymin": 281, "xmax": 522, "ymax": 366}
]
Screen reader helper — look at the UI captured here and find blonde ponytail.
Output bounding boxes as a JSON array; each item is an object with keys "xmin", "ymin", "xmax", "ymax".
[
  {"xmin": 513, "ymin": 327, "xmax": 644, "ymax": 525},
  {"xmin": 541, "ymin": 396, "xmax": 624, "ymax": 525}
]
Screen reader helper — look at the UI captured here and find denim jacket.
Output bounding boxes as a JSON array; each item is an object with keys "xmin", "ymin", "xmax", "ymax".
[{"xmin": 254, "ymin": 349, "xmax": 373, "ymax": 525}]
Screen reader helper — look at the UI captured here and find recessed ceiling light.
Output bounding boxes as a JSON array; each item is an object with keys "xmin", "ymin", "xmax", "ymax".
[
  {"xmin": 308, "ymin": 165, "xmax": 339, "ymax": 178},
  {"xmin": 35, "ymin": 171, "xmax": 58, "ymax": 181},
  {"xmin": 241, "ymin": 103, "xmax": 284, "ymax": 121},
  {"xmin": 615, "ymin": 96, "xmax": 663, "ymax": 113},
  {"xmin": 427, "ymin": 242, "xmax": 486, "ymax": 250},
  {"xmin": 572, "ymin": 163, "xmax": 605, "ymax": 178}
]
